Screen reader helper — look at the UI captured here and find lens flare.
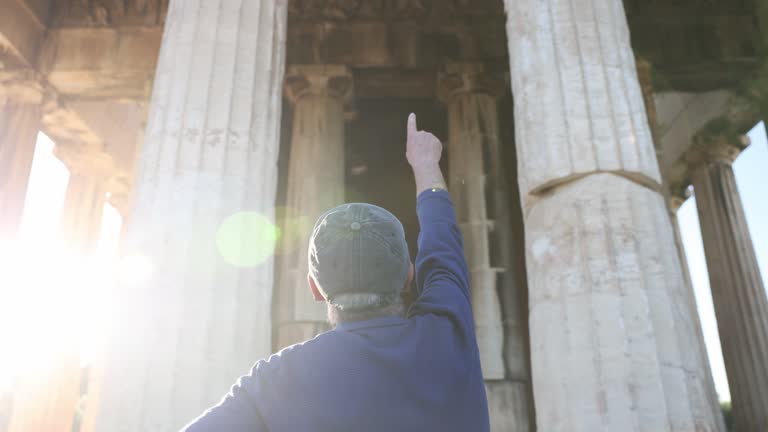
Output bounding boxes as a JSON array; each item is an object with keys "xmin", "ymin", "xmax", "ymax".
[
  {"xmin": 273, "ymin": 206, "xmax": 313, "ymax": 256},
  {"xmin": 216, "ymin": 212, "xmax": 280, "ymax": 267}
]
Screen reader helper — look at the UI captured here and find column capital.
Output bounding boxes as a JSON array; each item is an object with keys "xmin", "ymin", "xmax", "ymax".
[
  {"xmin": 635, "ymin": 57, "xmax": 661, "ymax": 149},
  {"xmin": 284, "ymin": 65, "xmax": 353, "ymax": 104},
  {"xmin": 437, "ymin": 63, "xmax": 507, "ymax": 103},
  {"xmin": 688, "ymin": 133, "xmax": 750, "ymax": 168},
  {"xmin": 668, "ymin": 182, "xmax": 692, "ymax": 213},
  {"xmin": 54, "ymin": 145, "xmax": 115, "ymax": 178},
  {"xmin": 0, "ymin": 70, "xmax": 46, "ymax": 105},
  {"xmin": 106, "ymin": 183, "xmax": 131, "ymax": 215}
]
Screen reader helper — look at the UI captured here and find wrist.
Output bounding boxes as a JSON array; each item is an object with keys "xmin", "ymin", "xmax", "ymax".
[
  {"xmin": 413, "ymin": 165, "xmax": 447, "ymax": 197},
  {"xmin": 410, "ymin": 161, "xmax": 441, "ymax": 172}
]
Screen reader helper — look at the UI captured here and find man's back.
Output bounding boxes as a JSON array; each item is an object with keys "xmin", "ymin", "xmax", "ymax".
[
  {"xmin": 250, "ymin": 313, "xmax": 485, "ymax": 431},
  {"xmin": 183, "ymin": 115, "xmax": 489, "ymax": 431}
]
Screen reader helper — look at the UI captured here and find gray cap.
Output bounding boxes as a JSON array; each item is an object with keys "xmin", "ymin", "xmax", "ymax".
[{"xmin": 308, "ymin": 203, "xmax": 410, "ymax": 310}]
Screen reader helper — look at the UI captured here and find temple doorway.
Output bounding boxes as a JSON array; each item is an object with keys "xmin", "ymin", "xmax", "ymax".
[{"xmin": 345, "ymin": 97, "xmax": 448, "ymax": 260}]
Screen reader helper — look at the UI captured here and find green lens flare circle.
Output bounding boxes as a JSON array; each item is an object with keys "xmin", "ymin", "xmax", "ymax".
[{"xmin": 216, "ymin": 212, "xmax": 281, "ymax": 267}]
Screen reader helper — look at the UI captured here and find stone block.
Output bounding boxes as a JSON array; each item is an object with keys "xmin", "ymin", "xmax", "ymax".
[
  {"xmin": 486, "ymin": 381, "xmax": 532, "ymax": 432},
  {"xmin": 524, "ymin": 173, "xmax": 718, "ymax": 431}
]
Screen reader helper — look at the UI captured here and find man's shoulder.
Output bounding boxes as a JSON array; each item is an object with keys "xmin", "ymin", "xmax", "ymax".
[{"xmin": 260, "ymin": 330, "xmax": 339, "ymax": 369}]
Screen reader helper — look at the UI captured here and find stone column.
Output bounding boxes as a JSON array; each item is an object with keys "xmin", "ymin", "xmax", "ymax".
[
  {"xmin": 640, "ymin": 57, "xmax": 726, "ymax": 431},
  {"xmin": 57, "ymin": 149, "xmax": 115, "ymax": 254},
  {"xmin": 93, "ymin": 1, "xmax": 288, "ymax": 431},
  {"xmin": 6, "ymin": 357, "xmax": 81, "ymax": 432},
  {"xmin": 438, "ymin": 63, "xmax": 533, "ymax": 432},
  {"xmin": 669, "ymin": 188, "xmax": 726, "ymax": 432},
  {"xmin": 0, "ymin": 73, "xmax": 44, "ymax": 239},
  {"xmin": 439, "ymin": 63, "xmax": 506, "ymax": 380},
  {"xmin": 275, "ymin": 65, "xmax": 351, "ymax": 349},
  {"xmin": 505, "ymin": 1, "xmax": 720, "ymax": 430},
  {"xmin": 689, "ymin": 134, "xmax": 768, "ymax": 432}
]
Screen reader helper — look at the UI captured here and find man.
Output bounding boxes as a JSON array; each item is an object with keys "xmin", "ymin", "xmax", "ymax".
[{"xmin": 183, "ymin": 114, "xmax": 490, "ymax": 432}]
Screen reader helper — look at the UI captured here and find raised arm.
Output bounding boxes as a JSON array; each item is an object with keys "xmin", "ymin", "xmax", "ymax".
[
  {"xmin": 405, "ymin": 114, "xmax": 473, "ymax": 331},
  {"xmin": 406, "ymin": 113, "xmax": 447, "ymax": 196}
]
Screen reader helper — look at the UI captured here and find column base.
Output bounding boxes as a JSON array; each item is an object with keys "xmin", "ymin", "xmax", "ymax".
[{"xmin": 486, "ymin": 380, "xmax": 533, "ymax": 432}]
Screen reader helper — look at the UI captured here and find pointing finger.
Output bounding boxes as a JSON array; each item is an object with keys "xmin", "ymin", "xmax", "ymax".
[{"xmin": 407, "ymin": 113, "xmax": 417, "ymax": 139}]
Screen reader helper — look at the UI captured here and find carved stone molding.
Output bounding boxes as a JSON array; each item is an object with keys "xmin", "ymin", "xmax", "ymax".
[
  {"xmin": 688, "ymin": 133, "xmax": 751, "ymax": 167},
  {"xmin": 40, "ymin": 93, "xmax": 103, "ymax": 149},
  {"xmin": 288, "ymin": 0, "xmax": 503, "ymax": 21},
  {"xmin": 668, "ymin": 182, "xmax": 692, "ymax": 212},
  {"xmin": 54, "ymin": 145, "xmax": 115, "ymax": 178},
  {"xmin": 636, "ymin": 57, "xmax": 661, "ymax": 148},
  {"xmin": 626, "ymin": 0, "xmax": 753, "ymax": 15},
  {"xmin": 52, "ymin": 0, "xmax": 168, "ymax": 27},
  {"xmin": 284, "ymin": 65, "xmax": 353, "ymax": 104},
  {"xmin": 437, "ymin": 63, "xmax": 506, "ymax": 103},
  {"xmin": 0, "ymin": 70, "xmax": 46, "ymax": 105}
]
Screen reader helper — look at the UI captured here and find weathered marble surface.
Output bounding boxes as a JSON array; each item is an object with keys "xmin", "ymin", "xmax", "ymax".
[
  {"xmin": 506, "ymin": 0, "xmax": 661, "ymax": 199},
  {"xmin": 94, "ymin": 1, "xmax": 288, "ymax": 430},
  {"xmin": 486, "ymin": 381, "xmax": 533, "ymax": 432},
  {"xmin": 505, "ymin": 0, "xmax": 720, "ymax": 430},
  {"xmin": 525, "ymin": 174, "xmax": 720, "ymax": 431}
]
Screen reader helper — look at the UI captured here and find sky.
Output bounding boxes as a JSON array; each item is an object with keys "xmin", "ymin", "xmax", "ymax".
[
  {"xmin": 677, "ymin": 121, "xmax": 768, "ymax": 402},
  {"xmin": 3, "ymin": 123, "xmax": 767, "ymax": 401}
]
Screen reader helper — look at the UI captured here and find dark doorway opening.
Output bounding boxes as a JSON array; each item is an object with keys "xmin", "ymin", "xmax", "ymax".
[{"xmin": 345, "ymin": 98, "xmax": 448, "ymax": 261}]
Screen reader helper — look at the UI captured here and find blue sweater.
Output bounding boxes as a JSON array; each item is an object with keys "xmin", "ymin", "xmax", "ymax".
[{"xmin": 182, "ymin": 189, "xmax": 490, "ymax": 432}]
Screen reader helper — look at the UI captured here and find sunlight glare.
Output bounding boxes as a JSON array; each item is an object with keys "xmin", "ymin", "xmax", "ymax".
[
  {"xmin": 0, "ymin": 133, "xmax": 122, "ymax": 394},
  {"xmin": 117, "ymin": 254, "xmax": 154, "ymax": 286},
  {"xmin": 216, "ymin": 212, "xmax": 280, "ymax": 267}
]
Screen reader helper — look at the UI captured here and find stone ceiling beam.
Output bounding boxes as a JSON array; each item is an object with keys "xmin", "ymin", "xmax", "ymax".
[
  {"xmin": 653, "ymin": 90, "xmax": 732, "ymax": 181},
  {"xmin": 0, "ymin": 70, "xmax": 137, "ymax": 212},
  {"xmin": 287, "ymin": 21, "xmax": 508, "ymax": 68},
  {"xmin": 41, "ymin": 93, "xmax": 141, "ymax": 215},
  {"xmin": 40, "ymin": 93, "xmax": 103, "ymax": 150},
  {"xmin": 0, "ymin": 0, "xmax": 49, "ymax": 68},
  {"xmin": 656, "ymin": 86, "xmax": 764, "ymax": 197},
  {"xmin": 39, "ymin": 27, "xmax": 161, "ymax": 99}
]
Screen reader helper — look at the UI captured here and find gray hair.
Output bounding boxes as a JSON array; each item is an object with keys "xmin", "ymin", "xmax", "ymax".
[{"xmin": 327, "ymin": 293, "xmax": 404, "ymax": 326}]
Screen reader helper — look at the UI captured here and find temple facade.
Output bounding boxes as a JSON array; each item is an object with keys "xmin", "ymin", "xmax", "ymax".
[{"xmin": 1, "ymin": 0, "xmax": 767, "ymax": 431}]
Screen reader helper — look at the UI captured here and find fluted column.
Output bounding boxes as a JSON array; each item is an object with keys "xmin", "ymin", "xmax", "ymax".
[
  {"xmin": 6, "ymin": 357, "xmax": 81, "ymax": 432},
  {"xmin": 0, "ymin": 73, "xmax": 44, "ymax": 239},
  {"xmin": 439, "ymin": 63, "xmax": 533, "ymax": 432},
  {"xmin": 275, "ymin": 65, "xmax": 351, "ymax": 349},
  {"xmin": 57, "ymin": 150, "xmax": 114, "ymax": 254},
  {"xmin": 689, "ymin": 134, "xmax": 768, "ymax": 432},
  {"xmin": 94, "ymin": 1, "xmax": 288, "ymax": 431},
  {"xmin": 0, "ymin": 75, "xmax": 63, "ymax": 432},
  {"xmin": 60, "ymin": 174, "xmax": 105, "ymax": 252},
  {"xmin": 640, "ymin": 58, "xmax": 725, "ymax": 431},
  {"xmin": 669, "ymin": 188, "xmax": 727, "ymax": 432},
  {"xmin": 505, "ymin": 0, "xmax": 720, "ymax": 430},
  {"xmin": 439, "ymin": 63, "xmax": 506, "ymax": 380}
]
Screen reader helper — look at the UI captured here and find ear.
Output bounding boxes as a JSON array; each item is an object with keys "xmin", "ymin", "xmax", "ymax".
[
  {"xmin": 403, "ymin": 262, "xmax": 415, "ymax": 293},
  {"xmin": 308, "ymin": 274, "xmax": 326, "ymax": 302}
]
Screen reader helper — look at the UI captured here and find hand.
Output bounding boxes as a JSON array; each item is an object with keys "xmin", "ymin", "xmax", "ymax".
[
  {"xmin": 405, "ymin": 113, "xmax": 447, "ymax": 196},
  {"xmin": 406, "ymin": 113, "xmax": 443, "ymax": 169}
]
